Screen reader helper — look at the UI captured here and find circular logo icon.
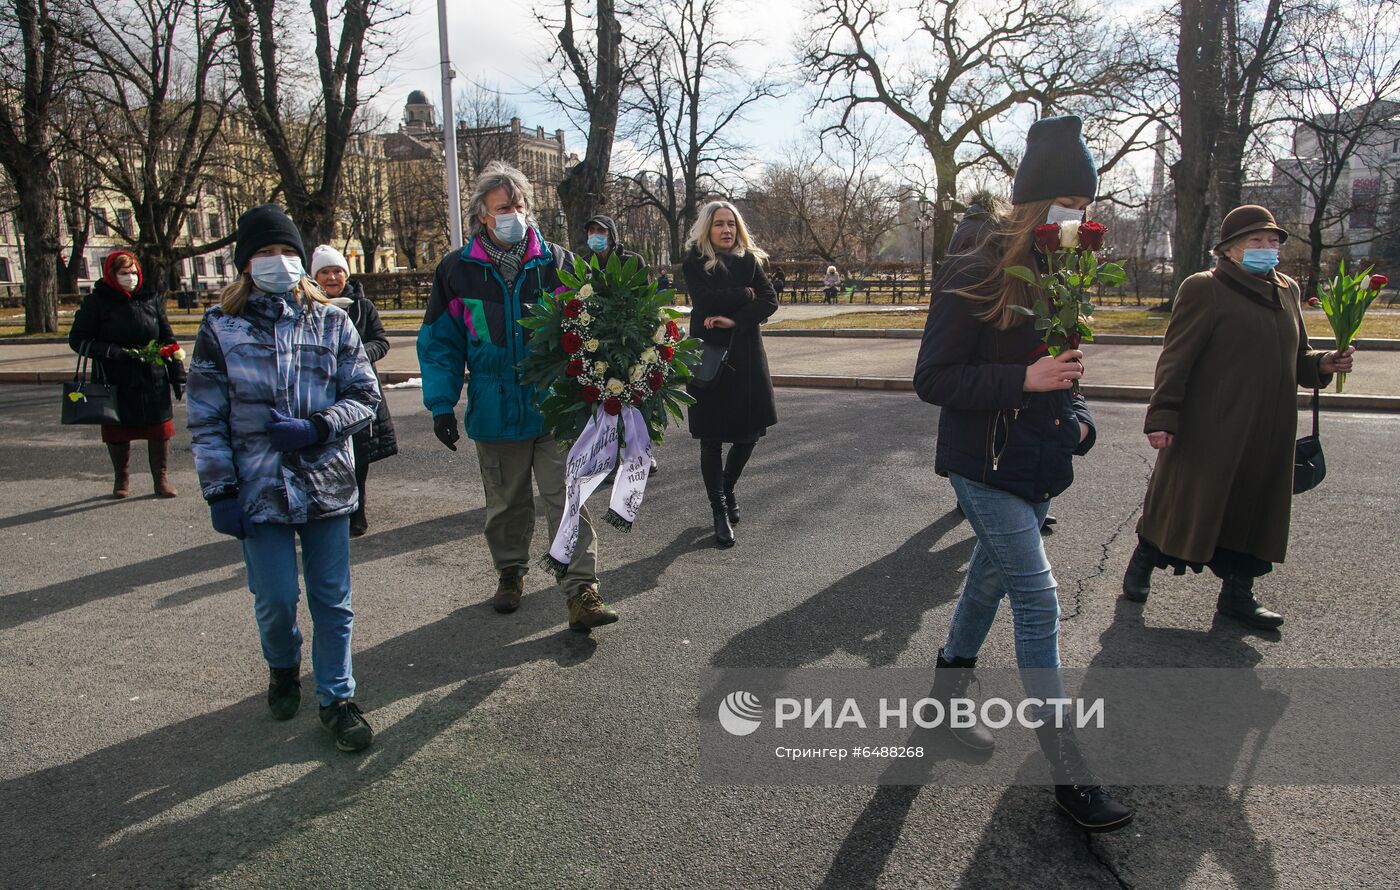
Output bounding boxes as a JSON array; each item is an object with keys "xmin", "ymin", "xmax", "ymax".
[{"xmin": 718, "ymin": 690, "xmax": 764, "ymax": 736}]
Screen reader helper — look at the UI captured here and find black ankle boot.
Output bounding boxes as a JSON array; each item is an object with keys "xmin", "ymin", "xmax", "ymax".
[
  {"xmin": 710, "ymin": 495, "xmax": 735, "ymax": 548},
  {"xmin": 1034, "ymin": 722, "xmax": 1133, "ymax": 832},
  {"xmin": 723, "ymin": 475, "xmax": 740, "ymax": 525},
  {"xmin": 1217, "ymin": 575, "xmax": 1283, "ymax": 628},
  {"xmin": 1122, "ymin": 544, "xmax": 1154, "ymax": 602},
  {"xmin": 702, "ymin": 443, "xmax": 735, "ymax": 548},
  {"xmin": 929, "ymin": 648, "xmax": 995, "ymax": 751}
]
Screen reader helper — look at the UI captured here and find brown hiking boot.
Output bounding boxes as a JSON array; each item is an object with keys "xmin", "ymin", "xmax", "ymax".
[
  {"xmin": 492, "ymin": 568, "xmax": 525, "ymax": 614},
  {"xmin": 567, "ymin": 584, "xmax": 619, "ymax": 633}
]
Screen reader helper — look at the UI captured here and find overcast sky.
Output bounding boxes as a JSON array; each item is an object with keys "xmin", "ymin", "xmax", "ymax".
[{"xmin": 369, "ymin": 0, "xmax": 1156, "ymax": 194}]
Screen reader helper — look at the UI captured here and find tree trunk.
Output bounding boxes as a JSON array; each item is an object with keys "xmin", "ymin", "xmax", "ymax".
[
  {"xmin": 1169, "ymin": 0, "xmax": 1229, "ymax": 309},
  {"xmin": 558, "ymin": 158, "xmax": 608, "ymax": 252},
  {"xmin": 18, "ymin": 179, "xmax": 59, "ymax": 333},
  {"xmin": 1305, "ymin": 219, "xmax": 1325, "ymax": 306}
]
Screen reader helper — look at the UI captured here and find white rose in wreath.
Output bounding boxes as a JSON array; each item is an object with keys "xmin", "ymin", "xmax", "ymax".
[
  {"xmin": 578, "ymin": 311, "xmax": 593, "ymax": 325},
  {"xmin": 606, "ymin": 377, "xmax": 625, "ymax": 395},
  {"xmin": 653, "ymin": 324, "xmax": 667, "ymax": 343},
  {"xmin": 629, "ymin": 364, "xmax": 644, "ymax": 382},
  {"xmin": 640, "ymin": 347, "xmax": 658, "ymax": 363},
  {"xmin": 578, "ymin": 284, "xmax": 595, "ymax": 298},
  {"xmin": 586, "ymin": 338, "xmax": 600, "ymax": 352},
  {"xmin": 594, "ymin": 360, "xmax": 608, "ymax": 376}
]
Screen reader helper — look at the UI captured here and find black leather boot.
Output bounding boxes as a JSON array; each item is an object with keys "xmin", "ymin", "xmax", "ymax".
[
  {"xmin": 701, "ymin": 444, "xmax": 734, "ymax": 548},
  {"xmin": 928, "ymin": 648, "xmax": 995, "ymax": 751},
  {"xmin": 723, "ymin": 475, "xmax": 740, "ymax": 525},
  {"xmin": 1217, "ymin": 575, "xmax": 1283, "ymax": 628},
  {"xmin": 1034, "ymin": 722, "xmax": 1133, "ymax": 832},
  {"xmin": 1122, "ymin": 543, "xmax": 1154, "ymax": 602}
]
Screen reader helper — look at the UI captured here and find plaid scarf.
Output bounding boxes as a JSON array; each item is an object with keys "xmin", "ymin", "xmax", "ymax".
[{"xmin": 478, "ymin": 232, "xmax": 530, "ymax": 288}]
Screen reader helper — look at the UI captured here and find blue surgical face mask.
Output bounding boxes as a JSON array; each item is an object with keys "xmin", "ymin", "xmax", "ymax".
[
  {"xmin": 1046, "ymin": 204, "xmax": 1085, "ymax": 226},
  {"xmin": 1240, "ymin": 248, "xmax": 1280, "ymax": 274},
  {"xmin": 250, "ymin": 254, "xmax": 304, "ymax": 294},
  {"xmin": 587, "ymin": 233, "xmax": 610, "ymax": 253},
  {"xmin": 492, "ymin": 211, "xmax": 528, "ymax": 244}
]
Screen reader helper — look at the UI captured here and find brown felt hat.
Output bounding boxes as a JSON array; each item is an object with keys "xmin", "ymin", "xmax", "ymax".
[{"xmin": 1215, "ymin": 205, "xmax": 1290, "ymax": 251}]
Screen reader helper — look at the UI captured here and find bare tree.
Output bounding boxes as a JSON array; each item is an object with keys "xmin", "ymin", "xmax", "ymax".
[
  {"xmin": 338, "ymin": 132, "xmax": 389, "ymax": 273},
  {"xmin": 0, "ymin": 0, "xmax": 71, "ymax": 332},
  {"xmin": 54, "ymin": 143, "xmax": 101, "ymax": 293},
  {"xmin": 541, "ymin": 0, "xmax": 629, "ymax": 246},
  {"xmin": 224, "ymin": 0, "xmax": 401, "ymax": 245},
  {"xmin": 65, "ymin": 0, "xmax": 236, "ymax": 290},
  {"xmin": 802, "ymin": 0, "xmax": 1144, "ymax": 262},
  {"xmin": 1267, "ymin": 0, "xmax": 1400, "ymax": 298},
  {"xmin": 454, "ymin": 81, "xmax": 519, "ymax": 177},
  {"xmin": 621, "ymin": 0, "xmax": 781, "ymax": 261},
  {"xmin": 386, "ymin": 156, "xmax": 446, "ymax": 271}
]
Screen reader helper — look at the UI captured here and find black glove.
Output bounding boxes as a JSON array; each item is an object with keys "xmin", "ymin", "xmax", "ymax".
[{"xmin": 433, "ymin": 413, "xmax": 460, "ymax": 451}]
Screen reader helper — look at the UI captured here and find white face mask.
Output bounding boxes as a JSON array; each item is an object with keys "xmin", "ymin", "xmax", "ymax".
[
  {"xmin": 249, "ymin": 255, "xmax": 305, "ymax": 294},
  {"xmin": 1046, "ymin": 204, "xmax": 1086, "ymax": 226},
  {"xmin": 115, "ymin": 272, "xmax": 139, "ymax": 291}
]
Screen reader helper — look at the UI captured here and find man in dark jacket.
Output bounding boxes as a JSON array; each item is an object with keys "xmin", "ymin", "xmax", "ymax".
[
  {"xmin": 581, "ymin": 214, "xmax": 647, "ymax": 272},
  {"xmin": 418, "ymin": 163, "xmax": 619, "ymax": 633}
]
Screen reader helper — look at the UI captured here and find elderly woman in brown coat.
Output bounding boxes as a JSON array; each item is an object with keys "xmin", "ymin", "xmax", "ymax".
[{"xmin": 1121, "ymin": 206, "xmax": 1356, "ymax": 628}]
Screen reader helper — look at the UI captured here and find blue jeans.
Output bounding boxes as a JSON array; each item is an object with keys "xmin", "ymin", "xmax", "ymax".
[
  {"xmin": 944, "ymin": 474, "xmax": 1065, "ymax": 705},
  {"xmin": 241, "ymin": 516, "xmax": 355, "ymax": 706}
]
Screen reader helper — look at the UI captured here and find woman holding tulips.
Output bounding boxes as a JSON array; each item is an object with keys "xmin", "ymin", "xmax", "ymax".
[
  {"xmin": 914, "ymin": 115, "xmax": 1132, "ymax": 832},
  {"xmin": 1122, "ymin": 205, "xmax": 1357, "ymax": 629},
  {"xmin": 682, "ymin": 200, "xmax": 778, "ymax": 549},
  {"xmin": 69, "ymin": 250, "xmax": 184, "ymax": 498}
]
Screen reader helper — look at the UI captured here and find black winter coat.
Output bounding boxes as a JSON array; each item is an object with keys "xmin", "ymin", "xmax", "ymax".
[
  {"xmin": 682, "ymin": 249, "xmax": 778, "ymax": 441},
  {"xmin": 913, "ymin": 253, "xmax": 1096, "ymax": 504},
  {"xmin": 340, "ymin": 280, "xmax": 397, "ymax": 462},
  {"xmin": 69, "ymin": 281, "xmax": 177, "ymax": 427}
]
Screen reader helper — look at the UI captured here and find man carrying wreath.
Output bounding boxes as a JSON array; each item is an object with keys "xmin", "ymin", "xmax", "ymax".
[{"xmin": 418, "ymin": 162, "xmax": 619, "ymax": 633}]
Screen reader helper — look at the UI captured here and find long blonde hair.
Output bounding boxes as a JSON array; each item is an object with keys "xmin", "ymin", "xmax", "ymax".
[
  {"xmin": 219, "ymin": 273, "xmax": 328, "ymax": 316},
  {"xmin": 685, "ymin": 200, "xmax": 769, "ymax": 273},
  {"xmin": 956, "ymin": 198, "xmax": 1055, "ymax": 330}
]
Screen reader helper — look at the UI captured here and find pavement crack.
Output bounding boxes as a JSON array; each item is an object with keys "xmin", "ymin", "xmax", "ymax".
[
  {"xmin": 1085, "ymin": 832, "xmax": 1134, "ymax": 889},
  {"xmin": 1060, "ymin": 447, "xmax": 1154, "ymax": 623}
]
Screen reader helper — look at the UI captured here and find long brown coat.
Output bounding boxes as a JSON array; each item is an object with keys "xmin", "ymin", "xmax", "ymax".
[{"xmin": 1137, "ymin": 259, "xmax": 1332, "ymax": 565}]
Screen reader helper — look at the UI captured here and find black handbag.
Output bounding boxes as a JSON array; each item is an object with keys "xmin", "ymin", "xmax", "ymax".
[
  {"xmin": 61, "ymin": 344, "xmax": 121, "ymax": 425},
  {"xmin": 1294, "ymin": 388, "xmax": 1325, "ymax": 494},
  {"xmin": 689, "ymin": 341, "xmax": 730, "ymax": 391}
]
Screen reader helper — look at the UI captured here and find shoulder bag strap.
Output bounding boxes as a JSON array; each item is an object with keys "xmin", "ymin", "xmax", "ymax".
[{"xmin": 1294, "ymin": 303, "xmax": 1320, "ymax": 438}]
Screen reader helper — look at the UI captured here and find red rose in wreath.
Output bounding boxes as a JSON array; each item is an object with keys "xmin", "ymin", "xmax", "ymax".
[
  {"xmin": 1078, "ymin": 221, "xmax": 1107, "ymax": 251},
  {"xmin": 561, "ymin": 331, "xmax": 584, "ymax": 354},
  {"xmin": 658, "ymin": 345, "xmax": 674, "ymax": 361},
  {"xmin": 1034, "ymin": 224, "xmax": 1061, "ymax": 253},
  {"xmin": 603, "ymin": 396, "xmax": 622, "ymax": 416},
  {"xmin": 565, "ymin": 359, "xmax": 584, "ymax": 377},
  {"xmin": 563, "ymin": 298, "xmax": 584, "ymax": 318},
  {"xmin": 647, "ymin": 369, "xmax": 665, "ymax": 391},
  {"xmin": 581, "ymin": 385, "xmax": 602, "ymax": 403},
  {"xmin": 665, "ymin": 320, "xmax": 680, "ymax": 340},
  {"xmin": 630, "ymin": 388, "xmax": 646, "ymax": 405}
]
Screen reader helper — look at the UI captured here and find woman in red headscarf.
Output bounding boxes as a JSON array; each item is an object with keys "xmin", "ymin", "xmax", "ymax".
[{"xmin": 68, "ymin": 251, "xmax": 184, "ymax": 498}]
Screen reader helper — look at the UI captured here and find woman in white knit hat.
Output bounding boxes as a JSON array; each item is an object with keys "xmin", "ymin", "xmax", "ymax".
[{"xmin": 311, "ymin": 245, "xmax": 397, "ymax": 537}]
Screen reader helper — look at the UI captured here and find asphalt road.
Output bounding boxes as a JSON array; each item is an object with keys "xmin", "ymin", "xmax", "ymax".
[{"xmin": 1, "ymin": 385, "xmax": 1397, "ymax": 889}]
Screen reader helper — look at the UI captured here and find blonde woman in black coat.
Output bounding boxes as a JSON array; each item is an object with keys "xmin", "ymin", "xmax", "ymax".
[{"xmin": 681, "ymin": 200, "xmax": 778, "ymax": 548}]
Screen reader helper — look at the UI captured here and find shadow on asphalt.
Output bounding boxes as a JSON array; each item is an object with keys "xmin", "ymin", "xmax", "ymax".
[
  {"xmin": 0, "ymin": 494, "xmax": 127, "ymax": 532},
  {"xmin": 817, "ymin": 597, "xmax": 1284, "ymax": 889},
  {"xmin": 0, "ymin": 514, "xmax": 711, "ymax": 887}
]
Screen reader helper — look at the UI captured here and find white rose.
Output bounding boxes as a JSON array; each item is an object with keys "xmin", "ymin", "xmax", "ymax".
[
  {"xmin": 1059, "ymin": 221, "xmax": 1081, "ymax": 250},
  {"xmin": 593, "ymin": 360, "xmax": 608, "ymax": 375},
  {"xmin": 653, "ymin": 324, "xmax": 667, "ymax": 343},
  {"xmin": 578, "ymin": 284, "xmax": 594, "ymax": 298},
  {"xmin": 173, "ymin": 347, "xmax": 187, "ymax": 361},
  {"xmin": 585, "ymin": 338, "xmax": 600, "ymax": 352},
  {"xmin": 578, "ymin": 311, "xmax": 593, "ymax": 325},
  {"xmin": 629, "ymin": 364, "xmax": 644, "ymax": 382},
  {"xmin": 640, "ymin": 347, "xmax": 658, "ymax": 364},
  {"xmin": 658, "ymin": 308, "xmax": 671, "ymax": 320},
  {"xmin": 606, "ymin": 378, "xmax": 625, "ymax": 395}
]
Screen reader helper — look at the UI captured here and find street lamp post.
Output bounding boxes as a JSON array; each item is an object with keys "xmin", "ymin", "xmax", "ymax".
[
  {"xmin": 555, "ymin": 207, "xmax": 568, "ymax": 246},
  {"xmin": 916, "ymin": 197, "xmax": 933, "ymax": 301}
]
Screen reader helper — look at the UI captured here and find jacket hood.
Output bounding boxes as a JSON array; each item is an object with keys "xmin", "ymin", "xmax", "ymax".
[{"xmin": 584, "ymin": 214, "xmax": 619, "ymax": 249}]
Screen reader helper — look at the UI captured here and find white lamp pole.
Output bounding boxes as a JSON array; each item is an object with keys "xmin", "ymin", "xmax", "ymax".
[{"xmin": 438, "ymin": 0, "xmax": 463, "ymax": 249}]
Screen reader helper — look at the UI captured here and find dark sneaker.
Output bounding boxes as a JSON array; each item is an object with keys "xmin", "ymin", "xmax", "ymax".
[
  {"xmin": 319, "ymin": 700, "xmax": 373, "ymax": 752},
  {"xmin": 267, "ymin": 666, "xmax": 301, "ymax": 721},
  {"xmin": 493, "ymin": 568, "xmax": 525, "ymax": 614},
  {"xmin": 1054, "ymin": 783, "xmax": 1134, "ymax": 833},
  {"xmin": 567, "ymin": 585, "xmax": 619, "ymax": 633}
]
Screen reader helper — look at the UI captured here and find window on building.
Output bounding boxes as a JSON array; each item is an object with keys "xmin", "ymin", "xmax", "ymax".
[
  {"xmin": 0, "ymin": 257, "xmax": 11, "ymax": 281},
  {"xmin": 194, "ymin": 256, "xmax": 207, "ymax": 277},
  {"xmin": 116, "ymin": 209, "xmax": 133, "ymax": 237},
  {"xmin": 207, "ymin": 213, "xmax": 220, "ymax": 238},
  {"xmin": 1351, "ymin": 178, "xmax": 1379, "ymax": 229},
  {"xmin": 77, "ymin": 256, "xmax": 91, "ymax": 280},
  {"xmin": 187, "ymin": 215, "xmax": 202, "ymax": 240},
  {"xmin": 93, "ymin": 209, "xmax": 109, "ymax": 236},
  {"xmin": 213, "ymin": 254, "xmax": 226, "ymax": 276}
]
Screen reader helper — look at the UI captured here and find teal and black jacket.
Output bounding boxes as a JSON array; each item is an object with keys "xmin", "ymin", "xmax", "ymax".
[{"xmin": 417, "ymin": 227, "xmax": 573, "ymax": 442}]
